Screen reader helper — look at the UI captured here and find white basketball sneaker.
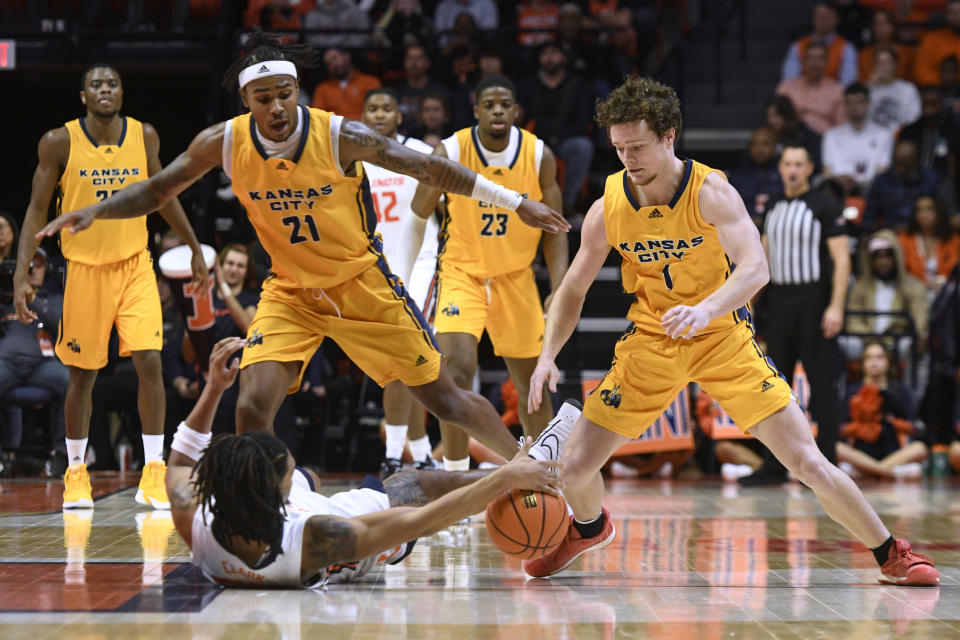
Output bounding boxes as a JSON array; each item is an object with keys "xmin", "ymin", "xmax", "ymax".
[{"xmin": 528, "ymin": 399, "xmax": 582, "ymax": 463}]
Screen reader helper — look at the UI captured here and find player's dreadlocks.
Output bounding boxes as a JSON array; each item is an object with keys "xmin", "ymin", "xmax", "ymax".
[
  {"xmin": 221, "ymin": 30, "xmax": 320, "ymax": 92},
  {"xmin": 193, "ymin": 432, "xmax": 289, "ymax": 551}
]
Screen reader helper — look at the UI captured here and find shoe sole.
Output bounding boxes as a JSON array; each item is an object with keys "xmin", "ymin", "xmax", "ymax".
[
  {"xmin": 135, "ymin": 490, "xmax": 170, "ymax": 510},
  {"xmin": 524, "ymin": 524, "xmax": 617, "ymax": 578},
  {"xmin": 62, "ymin": 499, "xmax": 94, "ymax": 509},
  {"xmin": 880, "ymin": 566, "xmax": 941, "ymax": 586}
]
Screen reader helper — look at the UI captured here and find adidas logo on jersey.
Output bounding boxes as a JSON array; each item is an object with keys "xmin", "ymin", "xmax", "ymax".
[
  {"xmin": 648, "ymin": 208, "xmax": 662, "ymax": 218},
  {"xmin": 104, "ymin": 148, "xmax": 113, "ymax": 154},
  {"xmin": 492, "ymin": 168, "xmax": 504, "ymax": 176},
  {"xmin": 257, "ymin": 64, "xmax": 270, "ymax": 74},
  {"xmin": 415, "ymin": 354, "xmax": 428, "ymax": 366},
  {"xmin": 761, "ymin": 380, "xmax": 774, "ymax": 392},
  {"xmin": 276, "ymin": 161, "xmax": 289, "ymax": 170}
]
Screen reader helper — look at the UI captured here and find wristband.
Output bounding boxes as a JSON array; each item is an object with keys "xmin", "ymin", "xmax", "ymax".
[
  {"xmin": 171, "ymin": 421, "xmax": 212, "ymax": 462},
  {"xmin": 471, "ymin": 175, "xmax": 524, "ymax": 211}
]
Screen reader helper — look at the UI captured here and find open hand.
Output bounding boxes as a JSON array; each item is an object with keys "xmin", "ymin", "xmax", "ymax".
[
  {"xmin": 528, "ymin": 356, "xmax": 560, "ymax": 414},
  {"xmin": 516, "ymin": 199, "xmax": 571, "ymax": 233},
  {"xmin": 13, "ymin": 276, "xmax": 37, "ymax": 324},
  {"xmin": 36, "ymin": 208, "xmax": 96, "ymax": 239},
  {"xmin": 497, "ymin": 439, "xmax": 563, "ymax": 496},
  {"xmin": 207, "ymin": 337, "xmax": 245, "ymax": 391},
  {"xmin": 661, "ymin": 304, "xmax": 711, "ymax": 339}
]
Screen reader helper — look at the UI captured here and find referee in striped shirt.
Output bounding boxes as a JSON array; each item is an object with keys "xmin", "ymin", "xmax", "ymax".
[{"xmin": 741, "ymin": 143, "xmax": 851, "ymax": 485}]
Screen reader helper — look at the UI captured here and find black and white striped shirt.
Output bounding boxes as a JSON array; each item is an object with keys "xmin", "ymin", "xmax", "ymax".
[{"xmin": 763, "ymin": 190, "xmax": 846, "ymax": 285}]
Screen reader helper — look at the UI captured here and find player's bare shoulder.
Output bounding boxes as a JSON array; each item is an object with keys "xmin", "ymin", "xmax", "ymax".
[
  {"xmin": 697, "ymin": 169, "xmax": 748, "ymax": 225},
  {"xmin": 38, "ymin": 126, "xmax": 71, "ymax": 166},
  {"xmin": 186, "ymin": 120, "xmax": 228, "ymax": 164}
]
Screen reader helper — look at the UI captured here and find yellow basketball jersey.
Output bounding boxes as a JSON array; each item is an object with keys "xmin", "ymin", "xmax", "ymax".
[
  {"xmin": 230, "ymin": 106, "xmax": 378, "ymax": 290},
  {"xmin": 440, "ymin": 126, "xmax": 543, "ymax": 279},
  {"xmin": 604, "ymin": 158, "xmax": 749, "ymax": 335},
  {"xmin": 58, "ymin": 116, "xmax": 149, "ymax": 265}
]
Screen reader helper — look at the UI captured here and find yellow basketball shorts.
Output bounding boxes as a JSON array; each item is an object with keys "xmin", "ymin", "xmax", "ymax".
[
  {"xmin": 434, "ymin": 262, "xmax": 545, "ymax": 359},
  {"xmin": 240, "ymin": 258, "xmax": 442, "ymax": 394},
  {"xmin": 584, "ymin": 322, "xmax": 793, "ymax": 438},
  {"xmin": 56, "ymin": 249, "xmax": 162, "ymax": 370}
]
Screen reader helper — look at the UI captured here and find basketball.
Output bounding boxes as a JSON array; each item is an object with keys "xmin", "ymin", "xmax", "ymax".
[{"xmin": 484, "ymin": 489, "xmax": 570, "ymax": 559}]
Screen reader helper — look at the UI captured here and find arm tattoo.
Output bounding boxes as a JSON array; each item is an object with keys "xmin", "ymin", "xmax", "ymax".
[
  {"xmin": 341, "ymin": 120, "xmax": 476, "ymax": 195},
  {"xmin": 383, "ymin": 471, "xmax": 429, "ymax": 507},
  {"xmin": 169, "ymin": 478, "xmax": 197, "ymax": 511},
  {"xmin": 303, "ymin": 516, "xmax": 360, "ymax": 571}
]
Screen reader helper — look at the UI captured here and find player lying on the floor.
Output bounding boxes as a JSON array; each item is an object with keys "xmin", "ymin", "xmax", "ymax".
[{"xmin": 165, "ymin": 337, "xmax": 563, "ymax": 588}]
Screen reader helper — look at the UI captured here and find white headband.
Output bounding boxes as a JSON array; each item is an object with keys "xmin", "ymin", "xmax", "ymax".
[{"xmin": 238, "ymin": 60, "xmax": 298, "ymax": 90}]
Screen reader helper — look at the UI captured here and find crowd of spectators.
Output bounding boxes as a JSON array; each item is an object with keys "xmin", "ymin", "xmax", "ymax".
[{"xmin": 725, "ymin": 0, "xmax": 960, "ymax": 483}]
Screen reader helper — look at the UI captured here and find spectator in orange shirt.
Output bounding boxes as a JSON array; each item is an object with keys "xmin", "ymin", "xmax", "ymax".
[
  {"xmin": 859, "ymin": 9, "xmax": 915, "ymax": 82},
  {"xmin": 914, "ymin": 0, "xmax": 960, "ymax": 87},
  {"xmin": 898, "ymin": 195, "xmax": 960, "ymax": 296},
  {"xmin": 311, "ymin": 47, "xmax": 381, "ymax": 121}
]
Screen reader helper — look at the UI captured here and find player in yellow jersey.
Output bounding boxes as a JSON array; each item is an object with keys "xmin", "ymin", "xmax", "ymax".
[
  {"xmin": 524, "ymin": 76, "xmax": 940, "ymax": 586},
  {"xmin": 411, "ymin": 75, "xmax": 569, "ymax": 472},
  {"xmin": 38, "ymin": 34, "xmax": 574, "ymax": 469},
  {"xmin": 13, "ymin": 64, "xmax": 207, "ymax": 511}
]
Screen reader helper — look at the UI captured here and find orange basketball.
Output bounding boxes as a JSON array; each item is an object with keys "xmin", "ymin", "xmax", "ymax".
[{"xmin": 485, "ymin": 489, "xmax": 569, "ymax": 559}]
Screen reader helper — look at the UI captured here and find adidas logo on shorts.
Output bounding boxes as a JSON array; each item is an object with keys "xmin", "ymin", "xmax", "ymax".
[
  {"xmin": 648, "ymin": 208, "xmax": 663, "ymax": 219},
  {"xmin": 760, "ymin": 380, "xmax": 774, "ymax": 392},
  {"xmin": 415, "ymin": 354, "xmax": 428, "ymax": 366}
]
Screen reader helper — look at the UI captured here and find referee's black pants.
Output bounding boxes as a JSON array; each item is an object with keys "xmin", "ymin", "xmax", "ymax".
[{"xmin": 760, "ymin": 283, "xmax": 842, "ymax": 464}]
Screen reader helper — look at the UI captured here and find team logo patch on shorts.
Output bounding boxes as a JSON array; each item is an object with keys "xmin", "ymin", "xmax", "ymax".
[
  {"xmin": 600, "ymin": 385, "xmax": 622, "ymax": 409},
  {"xmin": 246, "ymin": 329, "xmax": 264, "ymax": 348},
  {"xmin": 441, "ymin": 302, "xmax": 460, "ymax": 316},
  {"xmin": 67, "ymin": 338, "xmax": 81, "ymax": 353}
]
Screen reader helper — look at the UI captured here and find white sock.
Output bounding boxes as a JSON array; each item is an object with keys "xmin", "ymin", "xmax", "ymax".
[
  {"xmin": 384, "ymin": 424, "xmax": 408, "ymax": 460},
  {"xmin": 443, "ymin": 456, "xmax": 470, "ymax": 472},
  {"xmin": 408, "ymin": 436, "xmax": 432, "ymax": 463},
  {"xmin": 66, "ymin": 438, "xmax": 88, "ymax": 468},
  {"xmin": 142, "ymin": 434, "xmax": 164, "ymax": 464}
]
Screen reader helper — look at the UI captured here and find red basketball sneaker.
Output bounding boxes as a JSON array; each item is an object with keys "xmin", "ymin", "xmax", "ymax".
[
  {"xmin": 523, "ymin": 507, "xmax": 616, "ymax": 578},
  {"xmin": 879, "ymin": 539, "xmax": 940, "ymax": 586}
]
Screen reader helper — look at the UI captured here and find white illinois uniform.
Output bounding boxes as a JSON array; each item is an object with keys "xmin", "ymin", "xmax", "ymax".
[
  {"xmin": 362, "ymin": 135, "xmax": 439, "ymax": 315},
  {"xmin": 190, "ymin": 470, "xmax": 411, "ymax": 588}
]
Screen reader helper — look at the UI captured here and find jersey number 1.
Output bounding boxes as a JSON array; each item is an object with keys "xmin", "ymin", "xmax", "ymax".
[{"xmin": 661, "ymin": 264, "xmax": 674, "ymax": 290}]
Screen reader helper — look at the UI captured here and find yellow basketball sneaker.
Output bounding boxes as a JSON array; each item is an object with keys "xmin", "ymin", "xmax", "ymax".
[
  {"xmin": 135, "ymin": 460, "xmax": 171, "ymax": 510},
  {"xmin": 63, "ymin": 464, "xmax": 94, "ymax": 509}
]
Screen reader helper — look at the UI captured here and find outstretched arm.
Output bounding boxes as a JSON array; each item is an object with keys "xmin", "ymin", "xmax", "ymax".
[
  {"xmin": 13, "ymin": 128, "xmax": 69, "ymax": 324},
  {"xmin": 144, "ymin": 123, "xmax": 209, "ymax": 290},
  {"xmin": 339, "ymin": 119, "xmax": 570, "ymax": 233},
  {"xmin": 166, "ymin": 337, "xmax": 246, "ymax": 546},
  {"xmin": 300, "ymin": 441, "xmax": 561, "ymax": 579},
  {"xmin": 36, "ymin": 122, "xmax": 225, "ymax": 238},
  {"xmin": 410, "ymin": 143, "xmax": 448, "ymax": 219},
  {"xmin": 660, "ymin": 173, "xmax": 770, "ymax": 339},
  {"xmin": 529, "ymin": 197, "xmax": 610, "ymax": 412}
]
